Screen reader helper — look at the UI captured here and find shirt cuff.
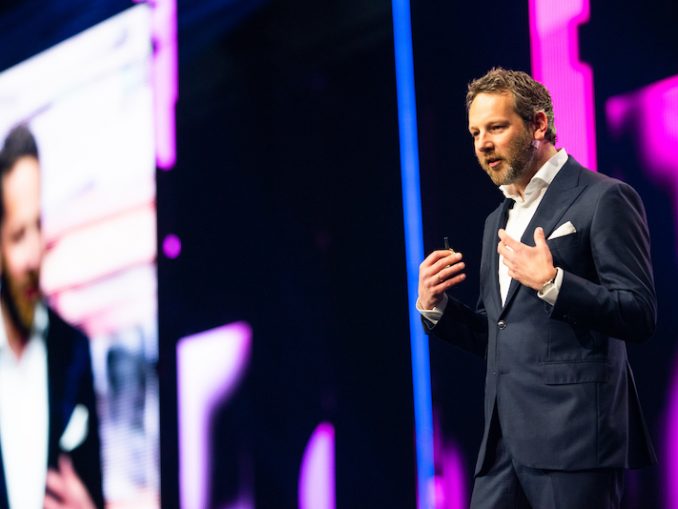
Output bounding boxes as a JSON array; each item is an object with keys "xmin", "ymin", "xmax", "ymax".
[
  {"xmin": 416, "ymin": 293, "xmax": 448, "ymax": 326},
  {"xmin": 537, "ymin": 267, "xmax": 563, "ymax": 306}
]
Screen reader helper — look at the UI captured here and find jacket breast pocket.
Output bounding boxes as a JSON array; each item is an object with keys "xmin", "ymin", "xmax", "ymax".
[
  {"xmin": 541, "ymin": 361, "xmax": 609, "ymax": 385},
  {"xmin": 547, "ymin": 233, "xmax": 580, "ymax": 263}
]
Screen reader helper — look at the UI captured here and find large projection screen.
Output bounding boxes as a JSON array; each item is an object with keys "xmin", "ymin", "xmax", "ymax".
[{"xmin": 0, "ymin": 5, "xmax": 159, "ymax": 507}]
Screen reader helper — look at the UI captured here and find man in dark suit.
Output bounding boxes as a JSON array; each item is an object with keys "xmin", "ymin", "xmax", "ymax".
[
  {"xmin": 0, "ymin": 125, "xmax": 103, "ymax": 508},
  {"xmin": 417, "ymin": 68, "xmax": 656, "ymax": 508}
]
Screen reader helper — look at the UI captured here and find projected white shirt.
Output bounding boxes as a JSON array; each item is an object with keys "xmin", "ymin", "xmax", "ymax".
[{"xmin": 0, "ymin": 303, "xmax": 49, "ymax": 509}]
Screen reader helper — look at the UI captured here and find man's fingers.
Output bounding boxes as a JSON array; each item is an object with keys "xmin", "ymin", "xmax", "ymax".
[
  {"xmin": 422, "ymin": 249, "xmax": 456, "ymax": 268},
  {"xmin": 445, "ymin": 272, "xmax": 466, "ymax": 287},
  {"xmin": 497, "ymin": 241, "xmax": 515, "ymax": 262},
  {"xmin": 421, "ymin": 252, "xmax": 462, "ymax": 282},
  {"xmin": 44, "ymin": 494, "xmax": 66, "ymax": 509},
  {"xmin": 497, "ymin": 229, "xmax": 520, "ymax": 250},
  {"xmin": 427, "ymin": 258, "xmax": 465, "ymax": 288},
  {"xmin": 46, "ymin": 470, "xmax": 66, "ymax": 500},
  {"xmin": 58, "ymin": 455, "xmax": 94, "ymax": 505},
  {"xmin": 533, "ymin": 227, "xmax": 547, "ymax": 247},
  {"xmin": 437, "ymin": 261, "xmax": 465, "ymax": 281},
  {"xmin": 433, "ymin": 271, "xmax": 466, "ymax": 291},
  {"xmin": 431, "ymin": 251, "xmax": 462, "ymax": 274},
  {"xmin": 59, "ymin": 455, "xmax": 75, "ymax": 479}
]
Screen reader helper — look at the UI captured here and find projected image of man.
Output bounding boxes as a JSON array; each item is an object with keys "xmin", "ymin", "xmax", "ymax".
[{"xmin": 0, "ymin": 125, "xmax": 103, "ymax": 509}]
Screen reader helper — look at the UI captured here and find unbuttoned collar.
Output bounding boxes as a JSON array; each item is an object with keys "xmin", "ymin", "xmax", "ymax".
[{"xmin": 500, "ymin": 148, "xmax": 569, "ymax": 206}]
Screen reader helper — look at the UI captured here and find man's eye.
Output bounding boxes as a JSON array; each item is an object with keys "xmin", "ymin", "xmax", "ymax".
[{"xmin": 11, "ymin": 231, "xmax": 24, "ymax": 243}]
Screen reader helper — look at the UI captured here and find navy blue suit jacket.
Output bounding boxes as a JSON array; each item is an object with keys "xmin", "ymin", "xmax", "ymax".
[
  {"xmin": 0, "ymin": 308, "xmax": 104, "ymax": 508},
  {"xmin": 427, "ymin": 156, "xmax": 657, "ymax": 474}
]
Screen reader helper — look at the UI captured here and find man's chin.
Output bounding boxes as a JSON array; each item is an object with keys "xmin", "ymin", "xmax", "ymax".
[
  {"xmin": 486, "ymin": 170, "xmax": 510, "ymax": 187},
  {"xmin": 19, "ymin": 302, "xmax": 37, "ymax": 329},
  {"xmin": 13, "ymin": 297, "xmax": 38, "ymax": 335}
]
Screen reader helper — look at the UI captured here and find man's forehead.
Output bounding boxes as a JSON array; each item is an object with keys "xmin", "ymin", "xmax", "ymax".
[
  {"xmin": 468, "ymin": 92, "xmax": 517, "ymax": 125},
  {"xmin": 2, "ymin": 156, "xmax": 40, "ymax": 184},
  {"xmin": 1, "ymin": 156, "xmax": 41, "ymax": 209}
]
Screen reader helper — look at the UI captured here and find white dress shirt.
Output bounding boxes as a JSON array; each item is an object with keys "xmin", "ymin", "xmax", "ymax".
[
  {"xmin": 0, "ymin": 303, "xmax": 49, "ymax": 509},
  {"xmin": 418, "ymin": 149, "xmax": 568, "ymax": 323}
]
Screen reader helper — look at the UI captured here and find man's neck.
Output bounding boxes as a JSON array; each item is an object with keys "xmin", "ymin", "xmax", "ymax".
[
  {"xmin": 510, "ymin": 144, "xmax": 559, "ymax": 199},
  {"xmin": 1, "ymin": 301, "xmax": 29, "ymax": 358}
]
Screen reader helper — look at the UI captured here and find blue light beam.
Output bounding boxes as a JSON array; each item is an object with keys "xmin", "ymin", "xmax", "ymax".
[{"xmin": 391, "ymin": 1, "xmax": 435, "ymax": 508}]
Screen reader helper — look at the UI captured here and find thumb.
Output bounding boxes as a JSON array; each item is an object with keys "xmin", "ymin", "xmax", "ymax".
[{"xmin": 534, "ymin": 227, "xmax": 547, "ymax": 247}]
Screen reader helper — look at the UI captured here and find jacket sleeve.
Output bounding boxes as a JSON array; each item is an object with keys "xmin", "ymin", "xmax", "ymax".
[
  {"xmin": 551, "ymin": 181, "xmax": 656, "ymax": 342},
  {"xmin": 422, "ymin": 295, "xmax": 488, "ymax": 357}
]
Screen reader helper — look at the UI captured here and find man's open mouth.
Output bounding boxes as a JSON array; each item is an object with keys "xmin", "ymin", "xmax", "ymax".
[{"xmin": 486, "ymin": 157, "xmax": 502, "ymax": 169}]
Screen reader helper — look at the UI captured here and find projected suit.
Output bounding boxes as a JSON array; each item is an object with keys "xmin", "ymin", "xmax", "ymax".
[
  {"xmin": 0, "ymin": 124, "xmax": 104, "ymax": 508},
  {"xmin": 0, "ymin": 307, "xmax": 104, "ymax": 509}
]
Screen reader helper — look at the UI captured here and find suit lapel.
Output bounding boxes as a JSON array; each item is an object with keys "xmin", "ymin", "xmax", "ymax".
[
  {"xmin": 486, "ymin": 198, "xmax": 513, "ymax": 315},
  {"xmin": 500, "ymin": 157, "xmax": 587, "ymax": 313},
  {"xmin": 46, "ymin": 313, "xmax": 66, "ymax": 470}
]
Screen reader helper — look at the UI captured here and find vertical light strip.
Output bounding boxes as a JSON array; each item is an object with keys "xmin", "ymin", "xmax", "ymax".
[
  {"xmin": 298, "ymin": 422, "xmax": 336, "ymax": 509},
  {"xmin": 666, "ymin": 360, "xmax": 678, "ymax": 509},
  {"xmin": 151, "ymin": 0, "xmax": 178, "ymax": 170},
  {"xmin": 435, "ymin": 444, "xmax": 466, "ymax": 509},
  {"xmin": 391, "ymin": 1, "xmax": 435, "ymax": 508},
  {"xmin": 177, "ymin": 322, "xmax": 253, "ymax": 509},
  {"xmin": 529, "ymin": 0, "xmax": 597, "ymax": 170}
]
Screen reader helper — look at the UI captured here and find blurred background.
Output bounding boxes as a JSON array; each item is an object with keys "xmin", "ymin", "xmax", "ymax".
[{"xmin": 0, "ymin": 0, "xmax": 676, "ymax": 508}]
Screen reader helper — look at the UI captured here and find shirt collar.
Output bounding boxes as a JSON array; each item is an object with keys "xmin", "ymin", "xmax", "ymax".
[{"xmin": 500, "ymin": 148, "xmax": 568, "ymax": 204}]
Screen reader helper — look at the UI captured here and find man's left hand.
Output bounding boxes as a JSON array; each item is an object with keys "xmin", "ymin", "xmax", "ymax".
[
  {"xmin": 497, "ymin": 227, "xmax": 556, "ymax": 291},
  {"xmin": 44, "ymin": 455, "xmax": 96, "ymax": 509}
]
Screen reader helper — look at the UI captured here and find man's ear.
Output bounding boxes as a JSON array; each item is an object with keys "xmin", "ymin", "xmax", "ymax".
[{"xmin": 532, "ymin": 110, "xmax": 549, "ymax": 141}]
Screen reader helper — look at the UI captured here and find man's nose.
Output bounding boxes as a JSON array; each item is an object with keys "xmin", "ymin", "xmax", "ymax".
[
  {"xmin": 26, "ymin": 231, "xmax": 43, "ymax": 271},
  {"xmin": 476, "ymin": 134, "xmax": 493, "ymax": 153}
]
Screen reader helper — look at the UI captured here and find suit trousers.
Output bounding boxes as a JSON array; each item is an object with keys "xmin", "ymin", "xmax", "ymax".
[{"xmin": 470, "ymin": 410, "xmax": 624, "ymax": 509}]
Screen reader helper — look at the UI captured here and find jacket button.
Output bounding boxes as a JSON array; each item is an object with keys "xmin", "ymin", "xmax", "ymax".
[{"xmin": 497, "ymin": 320, "xmax": 507, "ymax": 329}]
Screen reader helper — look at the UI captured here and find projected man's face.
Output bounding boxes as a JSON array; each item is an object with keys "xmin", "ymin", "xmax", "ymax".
[
  {"xmin": 0, "ymin": 156, "xmax": 43, "ymax": 336},
  {"xmin": 468, "ymin": 92, "xmax": 536, "ymax": 187}
]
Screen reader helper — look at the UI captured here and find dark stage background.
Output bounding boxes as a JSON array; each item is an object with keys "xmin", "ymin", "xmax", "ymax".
[{"xmin": 1, "ymin": 0, "xmax": 677, "ymax": 508}]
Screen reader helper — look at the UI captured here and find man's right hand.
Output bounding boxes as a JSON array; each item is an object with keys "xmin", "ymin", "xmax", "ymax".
[
  {"xmin": 417, "ymin": 250, "xmax": 466, "ymax": 310},
  {"xmin": 44, "ymin": 455, "xmax": 96, "ymax": 509}
]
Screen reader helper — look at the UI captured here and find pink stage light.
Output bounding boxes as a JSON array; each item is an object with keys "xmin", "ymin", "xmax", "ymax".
[
  {"xmin": 177, "ymin": 322, "xmax": 253, "ymax": 509},
  {"xmin": 432, "ymin": 411, "xmax": 466, "ymax": 509},
  {"xmin": 151, "ymin": 0, "xmax": 178, "ymax": 170},
  {"xmin": 529, "ymin": 0, "xmax": 597, "ymax": 170},
  {"xmin": 298, "ymin": 422, "xmax": 336, "ymax": 509},
  {"xmin": 606, "ymin": 76, "xmax": 678, "ymax": 507},
  {"xmin": 163, "ymin": 233, "xmax": 182, "ymax": 259},
  {"xmin": 606, "ymin": 75, "xmax": 678, "ymax": 189},
  {"xmin": 666, "ymin": 356, "xmax": 678, "ymax": 509},
  {"xmin": 605, "ymin": 75, "xmax": 678, "ymax": 253},
  {"xmin": 433, "ymin": 444, "xmax": 466, "ymax": 509}
]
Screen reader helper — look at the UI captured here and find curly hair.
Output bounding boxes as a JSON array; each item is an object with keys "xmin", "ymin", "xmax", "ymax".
[{"xmin": 466, "ymin": 67, "xmax": 557, "ymax": 144}]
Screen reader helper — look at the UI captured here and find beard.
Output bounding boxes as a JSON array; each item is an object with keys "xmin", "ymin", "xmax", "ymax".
[
  {"xmin": 480, "ymin": 129, "xmax": 537, "ymax": 187},
  {"xmin": 0, "ymin": 263, "xmax": 39, "ymax": 338}
]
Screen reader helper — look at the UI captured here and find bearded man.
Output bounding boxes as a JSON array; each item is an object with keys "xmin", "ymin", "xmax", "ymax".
[
  {"xmin": 0, "ymin": 125, "xmax": 103, "ymax": 508},
  {"xmin": 417, "ymin": 68, "xmax": 656, "ymax": 509}
]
